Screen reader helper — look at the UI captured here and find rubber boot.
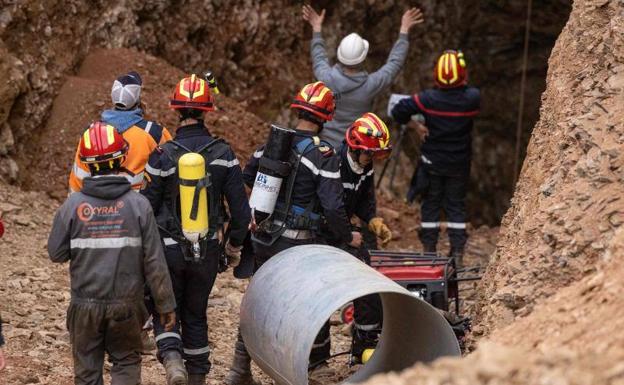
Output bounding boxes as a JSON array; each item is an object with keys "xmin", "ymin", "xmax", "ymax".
[
  {"xmin": 164, "ymin": 350, "xmax": 188, "ymax": 385},
  {"xmin": 450, "ymin": 248, "xmax": 464, "ymax": 268},
  {"xmin": 188, "ymin": 374, "xmax": 206, "ymax": 385},
  {"xmin": 350, "ymin": 328, "xmax": 379, "ymax": 365},
  {"xmin": 225, "ymin": 341, "xmax": 259, "ymax": 385}
]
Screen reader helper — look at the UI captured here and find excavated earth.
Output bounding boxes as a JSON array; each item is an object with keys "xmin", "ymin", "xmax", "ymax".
[
  {"xmin": 2, "ymin": 0, "xmax": 624, "ymax": 384},
  {"xmin": 0, "ymin": 48, "xmax": 497, "ymax": 384}
]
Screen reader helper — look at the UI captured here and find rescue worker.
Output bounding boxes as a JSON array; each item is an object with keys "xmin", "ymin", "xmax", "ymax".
[
  {"xmin": 141, "ymin": 74, "xmax": 251, "ymax": 385},
  {"xmin": 225, "ymin": 82, "xmax": 361, "ymax": 385},
  {"xmin": 391, "ymin": 50, "xmax": 480, "ymax": 266},
  {"xmin": 69, "ymin": 71, "xmax": 172, "ymax": 192},
  {"xmin": 334, "ymin": 112, "xmax": 393, "ymax": 363},
  {"xmin": 48, "ymin": 121, "xmax": 177, "ymax": 385},
  {"xmin": 302, "ymin": 4, "xmax": 424, "ymax": 148}
]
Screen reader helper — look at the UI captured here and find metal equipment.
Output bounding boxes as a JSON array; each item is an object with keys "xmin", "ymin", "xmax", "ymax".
[{"xmin": 239, "ymin": 245, "xmax": 461, "ymax": 385}]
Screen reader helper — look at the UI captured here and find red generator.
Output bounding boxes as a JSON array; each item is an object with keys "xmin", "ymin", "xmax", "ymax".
[
  {"xmin": 369, "ymin": 250, "xmax": 459, "ymax": 313},
  {"xmin": 341, "ymin": 251, "xmax": 464, "ymax": 325}
]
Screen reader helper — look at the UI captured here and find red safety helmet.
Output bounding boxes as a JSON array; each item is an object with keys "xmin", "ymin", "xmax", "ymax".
[
  {"xmin": 434, "ymin": 50, "xmax": 468, "ymax": 88},
  {"xmin": 345, "ymin": 112, "xmax": 392, "ymax": 160},
  {"xmin": 170, "ymin": 74, "xmax": 215, "ymax": 112},
  {"xmin": 79, "ymin": 121, "xmax": 128, "ymax": 169},
  {"xmin": 290, "ymin": 81, "xmax": 335, "ymax": 122}
]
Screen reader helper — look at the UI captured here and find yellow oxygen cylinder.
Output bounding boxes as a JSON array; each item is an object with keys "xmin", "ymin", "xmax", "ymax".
[{"xmin": 178, "ymin": 153, "xmax": 209, "ymax": 243}]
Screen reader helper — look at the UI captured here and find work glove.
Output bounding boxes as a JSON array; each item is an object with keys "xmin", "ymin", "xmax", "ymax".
[
  {"xmin": 225, "ymin": 241, "xmax": 243, "ymax": 268},
  {"xmin": 368, "ymin": 217, "xmax": 392, "ymax": 246}
]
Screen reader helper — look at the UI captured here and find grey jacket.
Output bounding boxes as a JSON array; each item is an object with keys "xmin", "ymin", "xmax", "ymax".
[
  {"xmin": 311, "ymin": 32, "xmax": 409, "ymax": 147},
  {"xmin": 48, "ymin": 176, "xmax": 176, "ymax": 314}
]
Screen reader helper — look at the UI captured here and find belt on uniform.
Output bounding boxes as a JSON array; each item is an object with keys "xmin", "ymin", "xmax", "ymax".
[
  {"xmin": 273, "ymin": 220, "xmax": 315, "ymax": 240},
  {"xmin": 163, "ymin": 233, "xmax": 218, "ymax": 246}
]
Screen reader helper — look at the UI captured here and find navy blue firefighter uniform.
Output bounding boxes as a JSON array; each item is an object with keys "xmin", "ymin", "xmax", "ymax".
[
  {"xmin": 334, "ymin": 143, "xmax": 383, "ymax": 358},
  {"xmin": 245, "ymin": 132, "xmax": 353, "ymax": 362},
  {"xmin": 141, "ymin": 122, "xmax": 251, "ymax": 376},
  {"xmin": 391, "ymin": 86, "xmax": 480, "ymax": 255}
]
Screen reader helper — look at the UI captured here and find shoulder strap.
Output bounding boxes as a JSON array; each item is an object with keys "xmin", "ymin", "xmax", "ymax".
[{"xmin": 136, "ymin": 120, "xmax": 164, "ymax": 144}]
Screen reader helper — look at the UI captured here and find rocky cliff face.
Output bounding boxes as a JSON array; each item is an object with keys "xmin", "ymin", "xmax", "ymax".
[
  {"xmin": 0, "ymin": 0, "xmax": 570, "ymax": 223},
  {"xmin": 475, "ymin": 0, "xmax": 624, "ymax": 335}
]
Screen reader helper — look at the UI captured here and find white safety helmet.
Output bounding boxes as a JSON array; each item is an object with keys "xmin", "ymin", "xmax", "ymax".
[
  {"xmin": 337, "ymin": 33, "xmax": 369, "ymax": 66},
  {"xmin": 111, "ymin": 71, "xmax": 142, "ymax": 110}
]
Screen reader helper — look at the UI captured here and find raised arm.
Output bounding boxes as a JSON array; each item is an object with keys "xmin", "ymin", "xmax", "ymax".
[
  {"xmin": 303, "ymin": 5, "xmax": 332, "ymax": 82},
  {"xmin": 368, "ymin": 8, "xmax": 425, "ymax": 94}
]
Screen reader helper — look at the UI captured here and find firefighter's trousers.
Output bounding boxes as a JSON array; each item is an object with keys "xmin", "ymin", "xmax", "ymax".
[
  {"xmin": 419, "ymin": 171, "xmax": 469, "ymax": 251},
  {"xmin": 67, "ymin": 299, "xmax": 147, "ymax": 385},
  {"xmin": 152, "ymin": 240, "xmax": 219, "ymax": 375}
]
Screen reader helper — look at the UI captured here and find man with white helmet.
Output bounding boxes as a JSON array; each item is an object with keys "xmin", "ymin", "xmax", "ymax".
[{"xmin": 303, "ymin": 5, "xmax": 424, "ymax": 148}]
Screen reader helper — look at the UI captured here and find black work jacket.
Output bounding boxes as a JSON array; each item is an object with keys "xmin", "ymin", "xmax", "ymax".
[
  {"xmin": 244, "ymin": 130, "xmax": 352, "ymax": 244},
  {"xmin": 392, "ymin": 86, "xmax": 480, "ymax": 174},
  {"xmin": 141, "ymin": 123, "xmax": 251, "ymax": 247},
  {"xmin": 338, "ymin": 144, "xmax": 376, "ymax": 223}
]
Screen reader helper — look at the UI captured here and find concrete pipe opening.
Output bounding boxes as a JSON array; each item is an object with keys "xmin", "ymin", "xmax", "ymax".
[{"xmin": 240, "ymin": 245, "xmax": 460, "ymax": 385}]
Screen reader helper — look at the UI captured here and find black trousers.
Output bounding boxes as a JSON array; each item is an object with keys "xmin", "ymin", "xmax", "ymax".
[
  {"xmin": 334, "ymin": 243, "xmax": 382, "ymax": 355},
  {"xmin": 152, "ymin": 241, "xmax": 219, "ymax": 375},
  {"xmin": 419, "ymin": 171, "xmax": 469, "ymax": 250},
  {"xmin": 67, "ymin": 300, "xmax": 147, "ymax": 385}
]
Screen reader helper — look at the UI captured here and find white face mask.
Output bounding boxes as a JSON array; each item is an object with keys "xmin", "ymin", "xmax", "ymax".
[{"xmin": 347, "ymin": 151, "xmax": 365, "ymax": 174}]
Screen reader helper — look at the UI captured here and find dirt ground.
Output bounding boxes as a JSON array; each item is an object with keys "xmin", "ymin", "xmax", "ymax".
[
  {"xmin": 0, "ymin": 48, "xmax": 498, "ymax": 384},
  {"xmin": 0, "ymin": 179, "xmax": 497, "ymax": 385}
]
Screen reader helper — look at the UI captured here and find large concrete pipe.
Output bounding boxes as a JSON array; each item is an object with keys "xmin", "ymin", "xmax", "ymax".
[{"xmin": 240, "ymin": 245, "xmax": 460, "ymax": 385}]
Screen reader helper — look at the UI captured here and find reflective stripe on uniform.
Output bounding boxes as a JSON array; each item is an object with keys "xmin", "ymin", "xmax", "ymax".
[
  {"xmin": 300, "ymin": 157, "xmax": 340, "ymax": 179},
  {"xmin": 145, "ymin": 163, "xmax": 176, "ymax": 177},
  {"xmin": 342, "ymin": 169, "xmax": 374, "ymax": 191},
  {"xmin": 163, "ymin": 238, "xmax": 178, "ymax": 246},
  {"xmin": 70, "ymin": 237, "xmax": 142, "ymax": 249},
  {"xmin": 420, "ymin": 222, "xmax": 466, "ymax": 229},
  {"xmin": 354, "ymin": 322, "xmax": 381, "ymax": 331},
  {"xmin": 421, "ymin": 155, "xmax": 432, "ymax": 165},
  {"xmin": 126, "ymin": 171, "xmax": 144, "ymax": 186},
  {"xmin": 210, "ymin": 158, "xmax": 240, "ymax": 168},
  {"xmin": 253, "ymin": 150, "xmax": 264, "ymax": 159},
  {"xmin": 311, "ymin": 336, "xmax": 331, "ymax": 349},
  {"xmin": 155, "ymin": 332, "xmax": 181, "ymax": 342},
  {"xmin": 145, "ymin": 121, "xmax": 153, "ymax": 134},
  {"xmin": 72, "ymin": 162, "xmax": 91, "ymax": 179},
  {"xmin": 184, "ymin": 346, "xmax": 210, "ymax": 355}
]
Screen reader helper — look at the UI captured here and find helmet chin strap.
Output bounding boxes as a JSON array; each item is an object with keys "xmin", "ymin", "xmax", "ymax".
[{"xmin": 347, "ymin": 150, "xmax": 365, "ymax": 174}]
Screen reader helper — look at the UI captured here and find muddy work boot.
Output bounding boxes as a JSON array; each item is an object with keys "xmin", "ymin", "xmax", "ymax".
[
  {"xmin": 164, "ymin": 350, "xmax": 188, "ymax": 385},
  {"xmin": 140, "ymin": 329, "xmax": 156, "ymax": 354},
  {"xmin": 225, "ymin": 341, "xmax": 259, "ymax": 385},
  {"xmin": 188, "ymin": 374, "xmax": 206, "ymax": 385}
]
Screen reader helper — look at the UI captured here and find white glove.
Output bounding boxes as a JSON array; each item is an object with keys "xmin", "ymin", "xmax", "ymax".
[{"xmin": 225, "ymin": 241, "xmax": 243, "ymax": 267}]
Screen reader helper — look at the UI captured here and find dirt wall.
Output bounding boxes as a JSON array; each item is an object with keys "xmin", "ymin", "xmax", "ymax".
[{"xmin": 0, "ymin": 0, "xmax": 570, "ymax": 224}]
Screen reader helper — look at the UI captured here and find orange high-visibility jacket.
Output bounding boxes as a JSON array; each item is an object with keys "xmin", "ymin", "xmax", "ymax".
[{"xmin": 69, "ymin": 120, "xmax": 172, "ymax": 192}]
